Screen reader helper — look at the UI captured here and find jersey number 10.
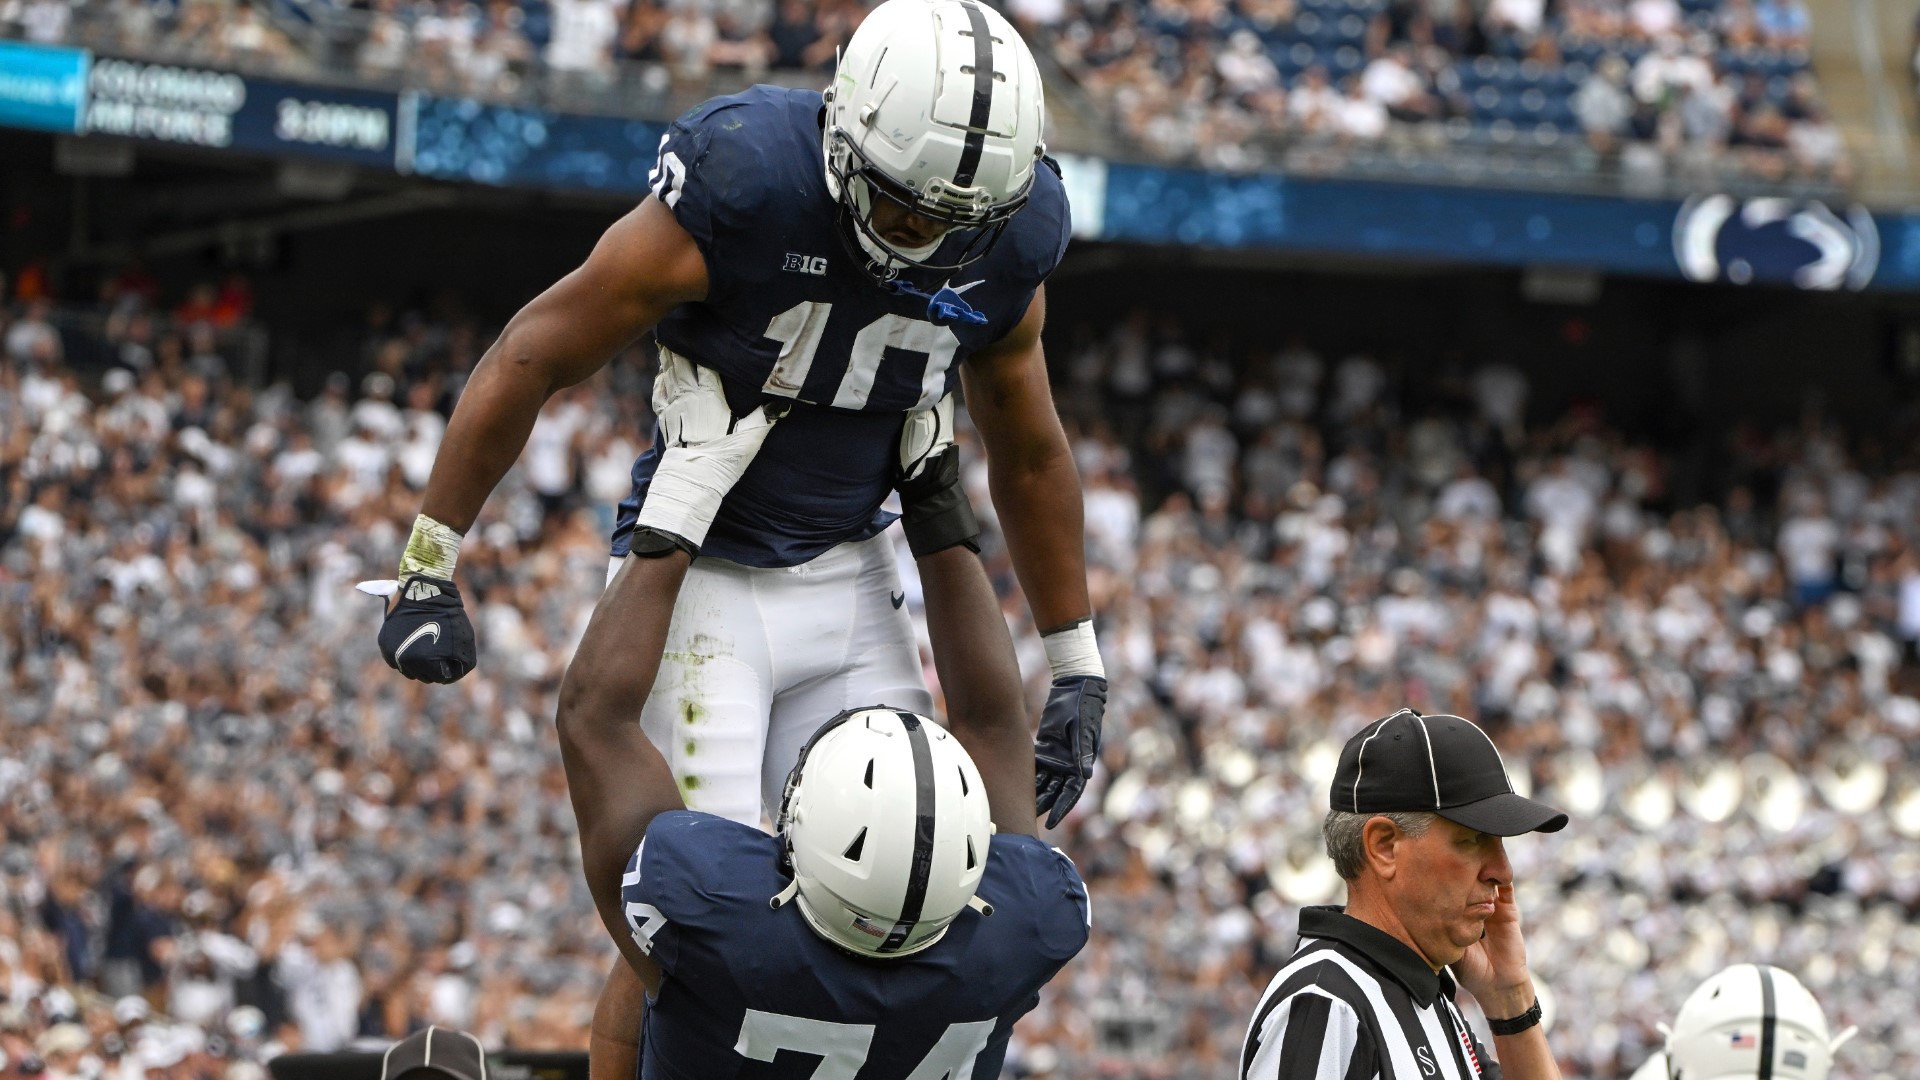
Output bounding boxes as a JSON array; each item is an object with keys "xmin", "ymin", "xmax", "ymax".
[
  {"xmin": 736, "ymin": 1009, "xmax": 998, "ymax": 1079},
  {"xmin": 761, "ymin": 302, "xmax": 960, "ymax": 412}
]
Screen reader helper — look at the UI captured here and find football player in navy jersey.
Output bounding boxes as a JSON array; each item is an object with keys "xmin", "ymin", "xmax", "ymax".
[
  {"xmin": 555, "ymin": 416, "xmax": 1092, "ymax": 1080},
  {"xmin": 369, "ymin": 0, "xmax": 1105, "ymax": 836}
]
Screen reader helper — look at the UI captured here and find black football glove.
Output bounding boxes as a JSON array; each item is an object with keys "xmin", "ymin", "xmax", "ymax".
[
  {"xmin": 376, "ymin": 574, "xmax": 477, "ymax": 684},
  {"xmin": 1034, "ymin": 674, "xmax": 1107, "ymax": 828}
]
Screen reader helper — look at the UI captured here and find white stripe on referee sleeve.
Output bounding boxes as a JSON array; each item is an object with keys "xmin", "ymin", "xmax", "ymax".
[
  {"xmin": 1306, "ymin": 951, "xmax": 1425, "ymax": 1080},
  {"xmin": 1245, "ymin": 989, "xmax": 1368, "ymax": 1080}
]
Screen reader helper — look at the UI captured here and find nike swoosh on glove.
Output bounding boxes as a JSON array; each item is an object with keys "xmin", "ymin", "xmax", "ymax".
[
  {"xmin": 367, "ymin": 574, "xmax": 477, "ymax": 684},
  {"xmin": 1033, "ymin": 674, "xmax": 1107, "ymax": 829}
]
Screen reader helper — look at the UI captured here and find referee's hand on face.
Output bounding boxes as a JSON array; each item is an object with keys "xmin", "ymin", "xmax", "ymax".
[{"xmin": 1450, "ymin": 881, "xmax": 1534, "ymax": 1020}]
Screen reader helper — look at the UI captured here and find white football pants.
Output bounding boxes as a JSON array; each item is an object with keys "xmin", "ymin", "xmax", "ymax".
[{"xmin": 605, "ymin": 534, "xmax": 931, "ymax": 828}]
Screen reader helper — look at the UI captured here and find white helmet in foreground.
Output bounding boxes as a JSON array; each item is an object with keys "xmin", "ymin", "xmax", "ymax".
[
  {"xmin": 1664, "ymin": 964, "xmax": 1856, "ymax": 1080},
  {"xmin": 773, "ymin": 707, "xmax": 994, "ymax": 958},
  {"xmin": 823, "ymin": 0, "xmax": 1047, "ymax": 278}
]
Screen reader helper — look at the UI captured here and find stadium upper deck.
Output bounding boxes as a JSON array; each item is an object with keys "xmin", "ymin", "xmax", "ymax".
[{"xmin": 0, "ymin": 0, "xmax": 1851, "ymax": 196}]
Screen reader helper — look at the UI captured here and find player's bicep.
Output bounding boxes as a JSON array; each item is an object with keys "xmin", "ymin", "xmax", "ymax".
[
  {"xmin": 959, "ymin": 289, "xmax": 1063, "ymax": 470},
  {"xmin": 495, "ymin": 197, "xmax": 709, "ymax": 392}
]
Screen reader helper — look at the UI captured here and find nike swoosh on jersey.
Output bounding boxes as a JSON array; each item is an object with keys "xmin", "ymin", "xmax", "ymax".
[
  {"xmin": 949, "ymin": 279, "xmax": 986, "ymax": 294},
  {"xmin": 395, "ymin": 622, "xmax": 442, "ymax": 660}
]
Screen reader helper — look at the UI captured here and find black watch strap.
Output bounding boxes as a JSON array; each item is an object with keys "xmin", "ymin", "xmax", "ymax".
[{"xmin": 1486, "ymin": 998, "xmax": 1542, "ymax": 1037}]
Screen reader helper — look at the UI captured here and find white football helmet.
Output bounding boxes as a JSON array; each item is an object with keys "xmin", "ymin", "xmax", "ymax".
[
  {"xmin": 773, "ymin": 707, "xmax": 994, "ymax": 958},
  {"xmin": 1664, "ymin": 965, "xmax": 1856, "ymax": 1080},
  {"xmin": 822, "ymin": 0, "xmax": 1047, "ymax": 278}
]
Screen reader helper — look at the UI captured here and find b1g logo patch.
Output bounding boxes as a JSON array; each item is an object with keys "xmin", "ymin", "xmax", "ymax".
[{"xmin": 784, "ymin": 253, "xmax": 829, "ymax": 275}]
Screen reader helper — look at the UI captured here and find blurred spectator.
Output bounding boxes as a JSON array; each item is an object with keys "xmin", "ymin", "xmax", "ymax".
[
  {"xmin": 4, "ymin": 299, "xmax": 60, "ymax": 365},
  {"xmin": 1788, "ymin": 104, "xmax": 1850, "ymax": 183},
  {"xmin": 766, "ymin": 0, "xmax": 828, "ymax": 69},
  {"xmin": 1573, "ymin": 55, "xmax": 1634, "ymax": 149},
  {"xmin": 279, "ymin": 926, "xmax": 364, "ymax": 1052},
  {"xmin": 1360, "ymin": 44, "xmax": 1435, "ymax": 121},
  {"xmin": 545, "ymin": 0, "xmax": 621, "ymax": 79},
  {"xmin": 1628, "ymin": 0, "xmax": 1683, "ymax": 41},
  {"xmin": 1288, "ymin": 65, "xmax": 1343, "ymax": 133},
  {"xmin": 1337, "ymin": 79, "xmax": 1389, "ymax": 139},
  {"xmin": 1755, "ymin": 0, "xmax": 1810, "ymax": 49},
  {"xmin": 1485, "ymin": 0, "xmax": 1545, "ymax": 39},
  {"xmin": 12, "ymin": 0, "xmax": 73, "ymax": 42},
  {"xmin": 1633, "ymin": 36, "xmax": 1715, "ymax": 104},
  {"xmin": 359, "ymin": 2, "xmax": 413, "ymax": 76}
]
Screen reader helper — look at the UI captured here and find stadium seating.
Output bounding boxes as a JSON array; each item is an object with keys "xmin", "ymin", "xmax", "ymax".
[
  {"xmin": 3, "ymin": 0, "xmax": 1845, "ymax": 192},
  {"xmin": 1040, "ymin": 0, "xmax": 1841, "ymax": 189}
]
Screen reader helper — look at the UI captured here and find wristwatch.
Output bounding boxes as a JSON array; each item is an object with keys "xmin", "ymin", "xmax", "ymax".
[{"xmin": 1486, "ymin": 998, "xmax": 1543, "ymax": 1037}]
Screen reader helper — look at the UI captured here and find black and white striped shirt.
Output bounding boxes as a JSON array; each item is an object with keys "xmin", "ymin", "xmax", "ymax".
[{"xmin": 1241, "ymin": 906, "xmax": 1500, "ymax": 1080}]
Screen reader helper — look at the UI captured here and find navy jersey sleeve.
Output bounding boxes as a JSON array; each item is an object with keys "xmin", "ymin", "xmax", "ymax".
[
  {"xmin": 984, "ymin": 162, "xmax": 1072, "ymax": 343},
  {"xmin": 646, "ymin": 94, "xmax": 782, "ymax": 298},
  {"xmin": 984, "ymin": 835, "xmax": 1092, "ymax": 965},
  {"xmin": 1030, "ymin": 160, "xmax": 1074, "ymax": 278},
  {"xmin": 621, "ymin": 810, "xmax": 759, "ymax": 978}
]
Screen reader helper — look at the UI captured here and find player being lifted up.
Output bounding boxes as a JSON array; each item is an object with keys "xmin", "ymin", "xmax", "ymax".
[
  {"xmin": 368, "ymin": 0, "xmax": 1105, "ymax": 830},
  {"xmin": 556, "ymin": 399, "xmax": 1091, "ymax": 1079}
]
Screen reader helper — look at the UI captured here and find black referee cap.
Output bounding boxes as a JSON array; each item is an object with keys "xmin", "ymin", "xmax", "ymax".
[
  {"xmin": 381, "ymin": 1028, "xmax": 487, "ymax": 1080},
  {"xmin": 1331, "ymin": 709, "xmax": 1568, "ymax": 836}
]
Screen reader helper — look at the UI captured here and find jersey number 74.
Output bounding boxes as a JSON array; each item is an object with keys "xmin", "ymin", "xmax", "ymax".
[{"xmin": 735, "ymin": 1009, "xmax": 997, "ymax": 1079}]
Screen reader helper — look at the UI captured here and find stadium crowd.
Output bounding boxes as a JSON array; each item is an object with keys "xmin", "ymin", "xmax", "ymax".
[
  {"xmin": 3, "ymin": 0, "xmax": 1849, "ymax": 187},
  {"xmin": 1029, "ymin": 0, "xmax": 1847, "ymax": 181},
  {"xmin": 3, "ymin": 0, "xmax": 864, "ymax": 103},
  {"xmin": 3, "ymin": 265, "xmax": 1920, "ymax": 1080}
]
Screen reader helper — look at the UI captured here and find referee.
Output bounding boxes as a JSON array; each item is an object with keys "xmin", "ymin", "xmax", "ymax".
[{"xmin": 1241, "ymin": 709, "xmax": 1569, "ymax": 1080}]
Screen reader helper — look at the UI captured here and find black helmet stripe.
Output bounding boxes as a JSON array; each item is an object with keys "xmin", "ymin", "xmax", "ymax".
[
  {"xmin": 878, "ymin": 711, "xmax": 938, "ymax": 953},
  {"xmin": 1756, "ymin": 965, "xmax": 1776, "ymax": 1080},
  {"xmin": 953, "ymin": 0, "xmax": 995, "ymax": 187}
]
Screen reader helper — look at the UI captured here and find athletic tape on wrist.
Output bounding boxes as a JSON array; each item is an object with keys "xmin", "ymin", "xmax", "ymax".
[
  {"xmin": 636, "ymin": 452, "xmax": 727, "ymax": 549},
  {"xmin": 1041, "ymin": 619, "xmax": 1105, "ymax": 680},
  {"xmin": 398, "ymin": 514, "xmax": 464, "ymax": 579}
]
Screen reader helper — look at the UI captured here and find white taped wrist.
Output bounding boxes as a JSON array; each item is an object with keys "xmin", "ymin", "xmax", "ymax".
[
  {"xmin": 398, "ymin": 514, "xmax": 464, "ymax": 579},
  {"xmin": 1042, "ymin": 620, "xmax": 1105, "ymax": 680},
  {"xmin": 635, "ymin": 445, "xmax": 730, "ymax": 549}
]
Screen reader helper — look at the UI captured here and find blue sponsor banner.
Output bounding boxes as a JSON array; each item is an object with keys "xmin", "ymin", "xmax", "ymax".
[
  {"xmin": 1096, "ymin": 161, "xmax": 1918, "ymax": 291},
  {"xmin": 404, "ymin": 95, "xmax": 664, "ymax": 196},
  {"xmin": 0, "ymin": 40, "xmax": 88, "ymax": 133}
]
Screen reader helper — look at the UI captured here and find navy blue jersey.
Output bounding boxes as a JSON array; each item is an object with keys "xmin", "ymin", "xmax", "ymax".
[
  {"xmin": 612, "ymin": 85, "xmax": 1072, "ymax": 568},
  {"xmin": 621, "ymin": 811, "xmax": 1091, "ymax": 1080}
]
